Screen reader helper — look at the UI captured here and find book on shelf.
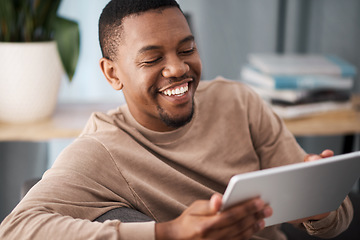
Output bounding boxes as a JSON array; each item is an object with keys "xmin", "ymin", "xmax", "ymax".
[
  {"xmin": 240, "ymin": 64, "xmax": 354, "ymax": 90},
  {"xmin": 248, "ymin": 84, "xmax": 351, "ymax": 104},
  {"xmin": 248, "ymin": 53, "xmax": 357, "ymax": 77},
  {"xmin": 240, "ymin": 53, "xmax": 357, "ymax": 119},
  {"xmin": 270, "ymin": 101, "xmax": 352, "ymax": 119}
]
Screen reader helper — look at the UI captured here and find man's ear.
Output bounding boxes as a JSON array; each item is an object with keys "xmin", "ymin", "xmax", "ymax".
[{"xmin": 99, "ymin": 58, "xmax": 123, "ymax": 90}]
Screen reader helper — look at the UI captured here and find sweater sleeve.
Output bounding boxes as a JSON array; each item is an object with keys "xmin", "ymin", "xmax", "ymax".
[
  {"xmin": 0, "ymin": 212, "xmax": 155, "ymax": 240},
  {"xmin": 246, "ymin": 85, "xmax": 307, "ymax": 168},
  {"xmin": 0, "ymin": 136, "xmax": 155, "ymax": 240},
  {"xmin": 301, "ymin": 195, "xmax": 353, "ymax": 238}
]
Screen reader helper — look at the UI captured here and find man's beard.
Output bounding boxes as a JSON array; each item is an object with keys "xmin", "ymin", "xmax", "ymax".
[{"xmin": 157, "ymin": 101, "xmax": 194, "ymax": 129}]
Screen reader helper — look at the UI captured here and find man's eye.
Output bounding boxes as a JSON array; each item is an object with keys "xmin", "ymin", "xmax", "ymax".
[
  {"xmin": 143, "ymin": 57, "xmax": 162, "ymax": 65},
  {"xmin": 180, "ymin": 48, "xmax": 195, "ymax": 55}
]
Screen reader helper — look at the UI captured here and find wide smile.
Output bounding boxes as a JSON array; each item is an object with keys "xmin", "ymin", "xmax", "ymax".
[
  {"xmin": 158, "ymin": 79, "xmax": 194, "ymax": 105},
  {"xmin": 161, "ymin": 82, "xmax": 189, "ymax": 97}
]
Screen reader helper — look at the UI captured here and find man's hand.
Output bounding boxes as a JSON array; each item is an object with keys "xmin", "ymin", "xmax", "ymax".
[
  {"xmin": 289, "ymin": 149, "xmax": 334, "ymax": 225},
  {"xmin": 155, "ymin": 193, "xmax": 272, "ymax": 240}
]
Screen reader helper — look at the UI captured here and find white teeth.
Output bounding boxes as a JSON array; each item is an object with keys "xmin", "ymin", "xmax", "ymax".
[{"xmin": 163, "ymin": 85, "xmax": 188, "ymax": 96}]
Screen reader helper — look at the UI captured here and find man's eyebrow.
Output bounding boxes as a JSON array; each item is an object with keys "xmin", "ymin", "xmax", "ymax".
[
  {"xmin": 137, "ymin": 35, "xmax": 195, "ymax": 55},
  {"xmin": 138, "ymin": 45, "xmax": 162, "ymax": 55},
  {"xmin": 179, "ymin": 35, "xmax": 195, "ymax": 45}
]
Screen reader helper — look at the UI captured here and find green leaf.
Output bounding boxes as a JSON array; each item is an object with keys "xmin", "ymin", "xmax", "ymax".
[
  {"xmin": 54, "ymin": 16, "xmax": 80, "ymax": 82},
  {"xmin": 33, "ymin": 0, "xmax": 61, "ymax": 40},
  {"xmin": 0, "ymin": 0, "xmax": 16, "ymax": 41}
]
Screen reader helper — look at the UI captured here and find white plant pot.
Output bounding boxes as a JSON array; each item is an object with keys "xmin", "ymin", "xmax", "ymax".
[{"xmin": 0, "ymin": 41, "xmax": 63, "ymax": 123}]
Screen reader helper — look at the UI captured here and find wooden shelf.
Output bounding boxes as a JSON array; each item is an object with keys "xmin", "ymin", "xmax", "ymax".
[
  {"xmin": 0, "ymin": 103, "xmax": 359, "ymax": 141},
  {"xmin": 0, "ymin": 103, "xmax": 119, "ymax": 141},
  {"xmin": 284, "ymin": 108, "xmax": 360, "ymax": 136}
]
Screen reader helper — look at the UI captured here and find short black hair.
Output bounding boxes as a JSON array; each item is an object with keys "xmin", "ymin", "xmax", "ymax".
[{"xmin": 99, "ymin": 0, "xmax": 181, "ymax": 60}]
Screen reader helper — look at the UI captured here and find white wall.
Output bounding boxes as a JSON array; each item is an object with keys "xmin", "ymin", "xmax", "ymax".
[
  {"xmin": 179, "ymin": 0, "xmax": 279, "ymax": 80},
  {"xmin": 57, "ymin": 0, "xmax": 125, "ymax": 104}
]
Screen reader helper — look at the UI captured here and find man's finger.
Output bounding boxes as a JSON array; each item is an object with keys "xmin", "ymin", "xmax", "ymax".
[
  {"xmin": 304, "ymin": 154, "xmax": 322, "ymax": 162},
  {"xmin": 202, "ymin": 203, "xmax": 272, "ymax": 239},
  {"xmin": 320, "ymin": 149, "xmax": 334, "ymax": 158},
  {"xmin": 211, "ymin": 198, "xmax": 271, "ymax": 229}
]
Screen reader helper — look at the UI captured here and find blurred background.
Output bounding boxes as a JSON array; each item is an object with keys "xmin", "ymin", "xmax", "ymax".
[{"xmin": 1, "ymin": 0, "xmax": 359, "ymax": 222}]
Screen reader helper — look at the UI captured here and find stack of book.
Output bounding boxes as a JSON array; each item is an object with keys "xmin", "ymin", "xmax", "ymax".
[{"xmin": 240, "ymin": 53, "xmax": 357, "ymax": 119}]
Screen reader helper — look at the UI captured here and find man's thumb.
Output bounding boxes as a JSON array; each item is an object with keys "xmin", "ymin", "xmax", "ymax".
[{"xmin": 210, "ymin": 193, "xmax": 223, "ymax": 213}]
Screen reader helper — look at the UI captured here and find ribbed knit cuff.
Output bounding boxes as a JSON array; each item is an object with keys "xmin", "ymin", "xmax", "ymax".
[
  {"xmin": 119, "ymin": 221, "xmax": 155, "ymax": 240},
  {"xmin": 302, "ymin": 211, "xmax": 338, "ymax": 235}
]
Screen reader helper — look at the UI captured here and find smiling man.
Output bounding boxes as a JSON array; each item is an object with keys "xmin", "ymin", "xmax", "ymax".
[{"xmin": 0, "ymin": 0, "xmax": 353, "ymax": 240}]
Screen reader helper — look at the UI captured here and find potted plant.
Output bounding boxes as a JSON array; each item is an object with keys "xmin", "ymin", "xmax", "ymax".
[{"xmin": 0, "ymin": 0, "xmax": 80, "ymax": 123}]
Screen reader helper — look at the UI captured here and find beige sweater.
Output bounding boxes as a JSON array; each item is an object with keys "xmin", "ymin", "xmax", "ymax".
[{"xmin": 0, "ymin": 78, "xmax": 353, "ymax": 239}]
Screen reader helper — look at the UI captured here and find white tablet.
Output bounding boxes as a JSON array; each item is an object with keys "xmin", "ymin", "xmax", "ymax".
[{"xmin": 221, "ymin": 151, "xmax": 360, "ymax": 227}]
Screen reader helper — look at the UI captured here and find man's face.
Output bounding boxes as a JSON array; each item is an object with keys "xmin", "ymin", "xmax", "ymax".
[{"xmin": 101, "ymin": 7, "xmax": 202, "ymax": 132}]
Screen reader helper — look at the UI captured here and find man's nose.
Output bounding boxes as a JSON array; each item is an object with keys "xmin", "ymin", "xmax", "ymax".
[{"xmin": 162, "ymin": 55, "xmax": 190, "ymax": 78}]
